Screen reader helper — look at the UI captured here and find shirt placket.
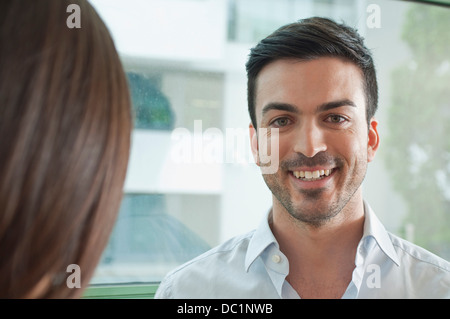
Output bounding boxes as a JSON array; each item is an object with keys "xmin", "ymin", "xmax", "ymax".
[
  {"xmin": 261, "ymin": 244, "xmax": 291, "ymax": 298},
  {"xmin": 342, "ymin": 238, "xmax": 369, "ymax": 298}
]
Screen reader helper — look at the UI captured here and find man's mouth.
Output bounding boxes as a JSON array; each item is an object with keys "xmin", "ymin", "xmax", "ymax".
[{"xmin": 290, "ymin": 168, "xmax": 336, "ymax": 181}]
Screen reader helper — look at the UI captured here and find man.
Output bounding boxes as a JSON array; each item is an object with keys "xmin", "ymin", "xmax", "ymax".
[{"xmin": 155, "ymin": 17, "xmax": 450, "ymax": 298}]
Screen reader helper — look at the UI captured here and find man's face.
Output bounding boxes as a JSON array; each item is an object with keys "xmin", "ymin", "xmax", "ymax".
[{"xmin": 249, "ymin": 57, "xmax": 379, "ymax": 227}]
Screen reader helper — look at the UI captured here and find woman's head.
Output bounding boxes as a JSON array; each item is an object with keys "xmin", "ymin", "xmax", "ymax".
[{"xmin": 0, "ymin": 0, "xmax": 132, "ymax": 298}]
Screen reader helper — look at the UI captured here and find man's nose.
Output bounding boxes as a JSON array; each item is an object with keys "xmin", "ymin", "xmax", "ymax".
[{"xmin": 292, "ymin": 121, "xmax": 327, "ymax": 158}]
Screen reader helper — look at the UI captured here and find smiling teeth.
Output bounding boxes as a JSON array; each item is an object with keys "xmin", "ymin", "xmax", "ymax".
[{"xmin": 293, "ymin": 169, "xmax": 332, "ymax": 181}]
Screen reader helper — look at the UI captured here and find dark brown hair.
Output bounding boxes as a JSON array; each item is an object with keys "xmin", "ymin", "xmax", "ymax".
[
  {"xmin": 246, "ymin": 17, "xmax": 378, "ymax": 129},
  {"xmin": 0, "ymin": 0, "xmax": 132, "ymax": 298}
]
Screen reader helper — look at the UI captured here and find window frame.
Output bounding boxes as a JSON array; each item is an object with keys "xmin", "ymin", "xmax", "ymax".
[{"xmin": 82, "ymin": 282, "xmax": 159, "ymax": 299}]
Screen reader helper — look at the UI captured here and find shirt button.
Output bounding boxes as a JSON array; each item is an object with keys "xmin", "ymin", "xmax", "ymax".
[{"xmin": 271, "ymin": 254, "xmax": 281, "ymax": 263}]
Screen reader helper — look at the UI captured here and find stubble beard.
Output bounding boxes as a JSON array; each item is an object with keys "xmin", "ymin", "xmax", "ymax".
[{"xmin": 261, "ymin": 152, "xmax": 368, "ymax": 228}]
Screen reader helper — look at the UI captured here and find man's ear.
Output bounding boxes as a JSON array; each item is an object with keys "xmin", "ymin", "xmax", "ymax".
[
  {"xmin": 367, "ymin": 118, "xmax": 380, "ymax": 163},
  {"xmin": 249, "ymin": 123, "xmax": 260, "ymax": 166}
]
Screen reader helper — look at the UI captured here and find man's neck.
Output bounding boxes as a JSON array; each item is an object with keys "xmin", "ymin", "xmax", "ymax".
[{"xmin": 270, "ymin": 194, "xmax": 365, "ymax": 298}]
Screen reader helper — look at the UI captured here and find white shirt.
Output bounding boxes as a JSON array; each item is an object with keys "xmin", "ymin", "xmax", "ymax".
[{"xmin": 155, "ymin": 201, "xmax": 450, "ymax": 298}]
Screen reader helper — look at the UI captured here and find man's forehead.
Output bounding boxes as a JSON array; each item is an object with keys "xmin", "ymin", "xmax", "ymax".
[{"xmin": 254, "ymin": 57, "xmax": 365, "ymax": 118}]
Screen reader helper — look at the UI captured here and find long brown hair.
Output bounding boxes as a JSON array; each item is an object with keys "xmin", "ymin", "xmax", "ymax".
[{"xmin": 0, "ymin": 0, "xmax": 132, "ymax": 298}]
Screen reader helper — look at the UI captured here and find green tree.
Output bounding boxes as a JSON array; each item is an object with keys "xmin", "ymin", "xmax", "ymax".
[
  {"xmin": 385, "ymin": 4, "xmax": 450, "ymax": 258},
  {"xmin": 127, "ymin": 72, "xmax": 175, "ymax": 130}
]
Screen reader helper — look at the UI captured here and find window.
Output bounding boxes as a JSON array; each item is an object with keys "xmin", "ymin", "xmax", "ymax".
[
  {"xmin": 228, "ymin": 0, "xmax": 361, "ymax": 43},
  {"xmin": 88, "ymin": 0, "xmax": 450, "ymax": 287}
]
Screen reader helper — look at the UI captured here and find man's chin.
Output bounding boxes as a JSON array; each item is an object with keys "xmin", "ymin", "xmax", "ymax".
[
  {"xmin": 297, "ymin": 188, "xmax": 327, "ymax": 200},
  {"xmin": 283, "ymin": 194, "xmax": 344, "ymax": 227},
  {"xmin": 287, "ymin": 205, "xmax": 341, "ymax": 228}
]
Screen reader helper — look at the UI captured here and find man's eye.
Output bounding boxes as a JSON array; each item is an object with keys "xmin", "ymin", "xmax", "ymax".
[
  {"xmin": 326, "ymin": 115, "xmax": 346, "ymax": 123},
  {"xmin": 272, "ymin": 118, "xmax": 290, "ymax": 127}
]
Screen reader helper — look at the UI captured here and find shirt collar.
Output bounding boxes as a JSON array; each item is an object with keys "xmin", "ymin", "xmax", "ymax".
[
  {"xmin": 245, "ymin": 201, "xmax": 400, "ymax": 272},
  {"xmin": 361, "ymin": 201, "xmax": 400, "ymax": 266},
  {"xmin": 245, "ymin": 209, "xmax": 277, "ymax": 272}
]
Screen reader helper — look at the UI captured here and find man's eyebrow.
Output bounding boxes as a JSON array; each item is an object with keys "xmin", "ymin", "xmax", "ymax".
[
  {"xmin": 261, "ymin": 99, "xmax": 357, "ymax": 118},
  {"xmin": 316, "ymin": 99, "xmax": 357, "ymax": 112},
  {"xmin": 261, "ymin": 102, "xmax": 299, "ymax": 117}
]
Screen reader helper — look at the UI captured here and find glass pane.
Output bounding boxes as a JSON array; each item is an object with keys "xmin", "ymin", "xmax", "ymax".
[
  {"xmin": 92, "ymin": 194, "xmax": 213, "ymax": 283},
  {"xmin": 89, "ymin": 0, "xmax": 450, "ymax": 285}
]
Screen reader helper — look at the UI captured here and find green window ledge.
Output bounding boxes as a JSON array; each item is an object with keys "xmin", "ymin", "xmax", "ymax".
[{"xmin": 82, "ymin": 282, "xmax": 159, "ymax": 299}]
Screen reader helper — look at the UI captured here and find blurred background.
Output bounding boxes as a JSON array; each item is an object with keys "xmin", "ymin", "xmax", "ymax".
[{"xmin": 87, "ymin": 0, "xmax": 450, "ymax": 284}]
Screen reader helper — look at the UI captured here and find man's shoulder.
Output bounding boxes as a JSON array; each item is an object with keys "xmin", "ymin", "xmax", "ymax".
[
  {"xmin": 155, "ymin": 230, "xmax": 255, "ymax": 298},
  {"xmin": 385, "ymin": 232, "xmax": 450, "ymax": 297},
  {"xmin": 169, "ymin": 230, "xmax": 254, "ymax": 275},
  {"xmin": 387, "ymin": 231, "xmax": 450, "ymax": 273}
]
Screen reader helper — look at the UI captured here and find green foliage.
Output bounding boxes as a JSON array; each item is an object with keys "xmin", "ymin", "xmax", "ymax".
[
  {"xmin": 127, "ymin": 72, "xmax": 175, "ymax": 130},
  {"xmin": 385, "ymin": 4, "xmax": 450, "ymax": 257}
]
